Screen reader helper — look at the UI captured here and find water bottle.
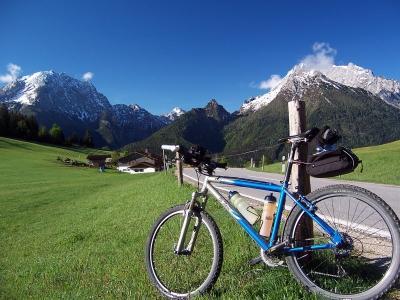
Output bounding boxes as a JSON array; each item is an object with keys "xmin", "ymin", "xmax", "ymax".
[
  {"xmin": 228, "ymin": 191, "xmax": 259, "ymax": 225},
  {"xmin": 259, "ymin": 193, "xmax": 277, "ymax": 238}
]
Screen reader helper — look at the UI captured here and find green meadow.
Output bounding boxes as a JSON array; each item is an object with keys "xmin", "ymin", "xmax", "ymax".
[
  {"xmin": 0, "ymin": 137, "xmax": 315, "ymax": 299},
  {"xmin": 0, "ymin": 137, "xmax": 398, "ymax": 299},
  {"xmin": 250, "ymin": 140, "xmax": 400, "ymax": 186}
]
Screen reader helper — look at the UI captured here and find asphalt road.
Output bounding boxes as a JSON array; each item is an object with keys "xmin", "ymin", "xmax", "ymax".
[{"xmin": 183, "ymin": 167, "xmax": 400, "ymax": 218}]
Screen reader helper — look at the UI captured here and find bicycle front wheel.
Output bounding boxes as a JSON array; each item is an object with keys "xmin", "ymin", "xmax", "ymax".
[
  {"xmin": 284, "ymin": 184, "xmax": 400, "ymax": 300},
  {"xmin": 145, "ymin": 204, "xmax": 223, "ymax": 298}
]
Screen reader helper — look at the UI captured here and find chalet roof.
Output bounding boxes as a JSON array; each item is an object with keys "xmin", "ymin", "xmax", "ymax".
[
  {"xmin": 118, "ymin": 152, "xmax": 143, "ymax": 164},
  {"xmin": 87, "ymin": 154, "xmax": 111, "ymax": 161},
  {"xmin": 118, "ymin": 151, "xmax": 162, "ymax": 164},
  {"xmin": 130, "ymin": 162, "xmax": 156, "ymax": 168}
]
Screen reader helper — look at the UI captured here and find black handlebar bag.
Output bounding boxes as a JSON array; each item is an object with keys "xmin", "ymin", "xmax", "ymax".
[{"xmin": 306, "ymin": 147, "xmax": 360, "ymax": 178}]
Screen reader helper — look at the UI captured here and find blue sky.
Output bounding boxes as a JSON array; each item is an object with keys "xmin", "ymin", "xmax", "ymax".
[{"xmin": 1, "ymin": 0, "xmax": 399, "ymax": 114}]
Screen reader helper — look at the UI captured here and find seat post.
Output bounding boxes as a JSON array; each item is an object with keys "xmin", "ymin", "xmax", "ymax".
[{"xmin": 283, "ymin": 143, "xmax": 298, "ymax": 187}]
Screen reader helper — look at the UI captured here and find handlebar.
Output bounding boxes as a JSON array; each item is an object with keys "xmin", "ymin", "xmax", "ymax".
[
  {"xmin": 277, "ymin": 127, "xmax": 320, "ymax": 144},
  {"xmin": 161, "ymin": 144, "xmax": 227, "ymax": 173}
]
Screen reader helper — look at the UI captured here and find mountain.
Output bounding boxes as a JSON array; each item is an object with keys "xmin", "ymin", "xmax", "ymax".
[
  {"xmin": 0, "ymin": 71, "xmax": 166, "ymax": 148},
  {"xmin": 2, "ymin": 65, "xmax": 399, "ymax": 156},
  {"xmin": 157, "ymin": 107, "xmax": 186, "ymax": 124},
  {"xmin": 125, "ymin": 99, "xmax": 232, "ymax": 153},
  {"xmin": 162, "ymin": 107, "xmax": 185, "ymax": 122},
  {"xmin": 241, "ymin": 63, "xmax": 400, "ymax": 112},
  {"xmin": 124, "ymin": 65, "xmax": 400, "ymax": 161},
  {"xmin": 323, "ymin": 64, "xmax": 400, "ymax": 108},
  {"xmin": 225, "ymin": 69, "xmax": 400, "ymax": 163},
  {"xmin": 108, "ymin": 104, "xmax": 166, "ymax": 146}
]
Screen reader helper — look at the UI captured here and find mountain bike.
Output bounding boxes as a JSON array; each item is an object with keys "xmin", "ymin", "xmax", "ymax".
[{"xmin": 145, "ymin": 129, "xmax": 400, "ymax": 299}]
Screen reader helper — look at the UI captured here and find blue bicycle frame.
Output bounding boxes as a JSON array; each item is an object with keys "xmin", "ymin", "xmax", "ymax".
[
  {"xmin": 201, "ymin": 176, "xmax": 343, "ymax": 253},
  {"xmin": 185, "ymin": 142, "xmax": 345, "ymax": 255}
]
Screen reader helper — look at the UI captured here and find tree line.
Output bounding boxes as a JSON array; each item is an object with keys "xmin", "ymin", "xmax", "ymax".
[{"xmin": 0, "ymin": 104, "xmax": 94, "ymax": 147}]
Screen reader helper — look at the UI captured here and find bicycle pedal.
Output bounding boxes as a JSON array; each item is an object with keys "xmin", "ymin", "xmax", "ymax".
[{"xmin": 248, "ymin": 256, "xmax": 263, "ymax": 266}]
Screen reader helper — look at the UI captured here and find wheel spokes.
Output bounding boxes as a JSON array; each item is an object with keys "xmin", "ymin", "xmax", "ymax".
[
  {"xmin": 151, "ymin": 211, "xmax": 215, "ymax": 295},
  {"xmin": 291, "ymin": 194, "xmax": 393, "ymax": 295}
]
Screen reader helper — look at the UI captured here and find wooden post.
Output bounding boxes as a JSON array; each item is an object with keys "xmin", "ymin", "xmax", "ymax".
[
  {"xmin": 262, "ymin": 155, "xmax": 265, "ymax": 171},
  {"xmin": 288, "ymin": 100, "xmax": 313, "ymax": 241},
  {"xmin": 163, "ymin": 149, "xmax": 167, "ymax": 174},
  {"xmin": 176, "ymin": 151, "xmax": 183, "ymax": 186}
]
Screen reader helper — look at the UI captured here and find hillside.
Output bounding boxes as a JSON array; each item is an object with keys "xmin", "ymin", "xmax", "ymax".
[
  {"xmin": 0, "ymin": 137, "xmax": 321, "ymax": 299},
  {"xmin": 125, "ymin": 68, "xmax": 400, "ymax": 162},
  {"xmin": 0, "ymin": 71, "xmax": 169, "ymax": 148},
  {"xmin": 125, "ymin": 99, "xmax": 232, "ymax": 153},
  {"xmin": 250, "ymin": 140, "xmax": 400, "ymax": 186},
  {"xmin": 224, "ymin": 73, "xmax": 400, "ymax": 162}
]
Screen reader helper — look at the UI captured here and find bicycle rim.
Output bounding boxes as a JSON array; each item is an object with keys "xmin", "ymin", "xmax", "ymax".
[
  {"xmin": 148, "ymin": 209, "xmax": 218, "ymax": 297},
  {"xmin": 286, "ymin": 187, "xmax": 400, "ymax": 298}
]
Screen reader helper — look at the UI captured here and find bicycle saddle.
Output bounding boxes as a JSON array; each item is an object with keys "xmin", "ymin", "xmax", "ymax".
[{"xmin": 278, "ymin": 127, "xmax": 320, "ymax": 144}]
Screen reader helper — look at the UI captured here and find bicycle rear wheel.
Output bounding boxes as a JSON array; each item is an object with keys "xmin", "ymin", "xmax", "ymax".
[
  {"xmin": 145, "ymin": 204, "xmax": 223, "ymax": 298},
  {"xmin": 284, "ymin": 184, "xmax": 400, "ymax": 300}
]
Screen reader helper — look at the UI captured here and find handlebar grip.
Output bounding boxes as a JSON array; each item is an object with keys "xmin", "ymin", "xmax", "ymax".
[{"xmin": 161, "ymin": 145, "xmax": 180, "ymax": 152}]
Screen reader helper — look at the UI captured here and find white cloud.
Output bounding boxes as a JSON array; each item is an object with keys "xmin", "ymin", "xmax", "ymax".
[
  {"xmin": 252, "ymin": 42, "xmax": 337, "ymax": 91},
  {"xmin": 0, "ymin": 63, "xmax": 22, "ymax": 83},
  {"xmin": 300, "ymin": 42, "xmax": 337, "ymax": 71},
  {"xmin": 82, "ymin": 72, "xmax": 94, "ymax": 81},
  {"xmin": 259, "ymin": 74, "xmax": 283, "ymax": 90}
]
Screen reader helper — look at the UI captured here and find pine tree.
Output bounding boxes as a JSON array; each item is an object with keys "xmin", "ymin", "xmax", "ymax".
[
  {"xmin": 0, "ymin": 104, "xmax": 10, "ymax": 136},
  {"xmin": 38, "ymin": 126, "xmax": 49, "ymax": 142},
  {"xmin": 16, "ymin": 119, "xmax": 29, "ymax": 138},
  {"xmin": 49, "ymin": 123, "xmax": 65, "ymax": 144},
  {"xmin": 25, "ymin": 115, "xmax": 39, "ymax": 140},
  {"xmin": 65, "ymin": 132, "xmax": 79, "ymax": 146},
  {"xmin": 81, "ymin": 129, "xmax": 93, "ymax": 147}
]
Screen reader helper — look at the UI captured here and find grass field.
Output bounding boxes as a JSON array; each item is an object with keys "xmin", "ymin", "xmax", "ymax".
[
  {"xmin": 250, "ymin": 140, "xmax": 400, "ymax": 186},
  {"xmin": 2, "ymin": 137, "xmax": 399, "ymax": 299},
  {"xmin": 0, "ymin": 137, "xmax": 320, "ymax": 299}
]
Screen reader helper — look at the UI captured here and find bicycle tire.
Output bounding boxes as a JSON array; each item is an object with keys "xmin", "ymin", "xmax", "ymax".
[
  {"xmin": 145, "ymin": 204, "xmax": 223, "ymax": 299},
  {"xmin": 284, "ymin": 184, "xmax": 400, "ymax": 300}
]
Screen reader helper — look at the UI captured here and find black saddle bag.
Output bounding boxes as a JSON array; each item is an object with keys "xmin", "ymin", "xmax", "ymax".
[{"xmin": 306, "ymin": 147, "xmax": 360, "ymax": 178}]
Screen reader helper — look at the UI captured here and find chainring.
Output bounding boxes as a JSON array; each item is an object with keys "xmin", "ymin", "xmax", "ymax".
[{"xmin": 260, "ymin": 249, "xmax": 285, "ymax": 268}]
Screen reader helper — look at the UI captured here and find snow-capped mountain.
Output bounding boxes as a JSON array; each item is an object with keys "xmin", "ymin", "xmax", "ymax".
[
  {"xmin": 157, "ymin": 107, "xmax": 186, "ymax": 124},
  {"xmin": 0, "ymin": 71, "xmax": 166, "ymax": 147},
  {"xmin": 163, "ymin": 107, "xmax": 185, "ymax": 121},
  {"xmin": 323, "ymin": 63, "xmax": 400, "ymax": 107},
  {"xmin": 241, "ymin": 63, "xmax": 400, "ymax": 112},
  {"xmin": 0, "ymin": 71, "xmax": 112, "ymax": 121}
]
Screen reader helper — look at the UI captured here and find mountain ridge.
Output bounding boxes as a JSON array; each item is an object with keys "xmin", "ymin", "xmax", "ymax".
[
  {"xmin": 2, "ymin": 63, "xmax": 400, "ymax": 155},
  {"xmin": 241, "ymin": 63, "xmax": 400, "ymax": 112},
  {"xmin": 0, "ymin": 71, "xmax": 181, "ymax": 147},
  {"xmin": 125, "ymin": 99, "xmax": 232, "ymax": 153},
  {"xmin": 126, "ymin": 66, "xmax": 400, "ymax": 161}
]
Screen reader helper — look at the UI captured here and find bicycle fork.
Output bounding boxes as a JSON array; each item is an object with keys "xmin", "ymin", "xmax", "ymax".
[{"xmin": 174, "ymin": 191, "xmax": 205, "ymax": 255}]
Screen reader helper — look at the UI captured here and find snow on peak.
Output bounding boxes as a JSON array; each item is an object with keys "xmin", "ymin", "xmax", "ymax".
[
  {"xmin": 163, "ymin": 107, "xmax": 185, "ymax": 121},
  {"xmin": 241, "ymin": 63, "xmax": 400, "ymax": 112},
  {"xmin": 241, "ymin": 66, "xmax": 329, "ymax": 112},
  {"xmin": 129, "ymin": 104, "xmax": 142, "ymax": 111},
  {"xmin": 0, "ymin": 71, "xmax": 56, "ymax": 105},
  {"xmin": 171, "ymin": 107, "xmax": 185, "ymax": 115},
  {"xmin": 322, "ymin": 64, "xmax": 400, "ymax": 106},
  {"xmin": 0, "ymin": 70, "xmax": 112, "ymax": 120}
]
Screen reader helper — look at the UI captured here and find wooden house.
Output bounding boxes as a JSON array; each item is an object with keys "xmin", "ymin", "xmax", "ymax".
[
  {"xmin": 117, "ymin": 150, "xmax": 163, "ymax": 174},
  {"xmin": 87, "ymin": 154, "xmax": 112, "ymax": 168}
]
